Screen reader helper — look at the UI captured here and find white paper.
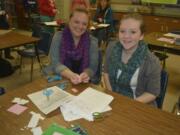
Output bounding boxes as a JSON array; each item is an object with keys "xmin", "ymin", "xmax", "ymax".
[
  {"xmin": 12, "ymin": 97, "xmax": 29, "ymax": 105},
  {"xmin": 28, "ymin": 86, "xmax": 74, "ymax": 114},
  {"xmin": 60, "ymin": 104, "xmax": 82, "ymax": 121},
  {"xmin": 60, "ymin": 105, "xmax": 111, "ymax": 121},
  {"xmin": 31, "ymin": 127, "xmax": 43, "ymax": 135},
  {"xmin": 164, "ymin": 33, "xmax": 180, "ymax": 38},
  {"xmin": 44, "ymin": 21, "xmax": 58, "ymax": 26},
  {"xmin": 97, "ymin": 23, "xmax": 110, "ymax": 28},
  {"xmin": 12, "ymin": 97, "xmax": 21, "ymax": 103},
  {"xmin": 60, "ymin": 87, "xmax": 113, "ymax": 121},
  {"xmin": 157, "ymin": 37, "xmax": 175, "ymax": 44},
  {"xmin": 28, "ymin": 111, "xmax": 44, "ymax": 128},
  {"xmin": 89, "ymin": 26, "xmax": 96, "ymax": 30}
]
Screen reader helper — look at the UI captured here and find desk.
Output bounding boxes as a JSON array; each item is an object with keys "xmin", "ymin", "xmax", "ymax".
[
  {"xmin": 0, "ymin": 30, "xmax": 39, "ymax": 50},
  {"xmin": 144, "ymin": 32, "xmax": 180, "ymax": 55},
  {"xmin": 39, "ymin": 21, "xmax": 65, "ymax": 31},
  {"xmin": 0, "ymin": 78, "xmax": 180, "ymax": 135}
]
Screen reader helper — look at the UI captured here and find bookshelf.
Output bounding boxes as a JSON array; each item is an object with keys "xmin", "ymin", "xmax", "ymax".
[{"xmin": 4, "ymin": 0, "xmax": 17, "ymax": 28}]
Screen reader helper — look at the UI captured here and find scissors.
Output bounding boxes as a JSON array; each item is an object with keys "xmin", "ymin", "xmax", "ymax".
[{"xmin": 92, "ymin": 112, "xmax": 111, "ymax": 121}]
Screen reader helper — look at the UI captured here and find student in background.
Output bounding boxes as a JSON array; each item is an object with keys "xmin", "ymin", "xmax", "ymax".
[
  {"xmin": 104, "ymin": 13, "xmax": 161, "ymax": 106},
  {"xmin": 93, "ymin": 0, "xmax": 114, "ymax": 46},
  {"xmin": 37, "ymin": 0, "xmax": 57, "ymax": 33},
  {"xmin": 48, "ymin": 8, "xmax": 98, "ymax": 85},
  {"xmin": 70, "ymin": 0, "xmax": 90, "ymax": 11}
]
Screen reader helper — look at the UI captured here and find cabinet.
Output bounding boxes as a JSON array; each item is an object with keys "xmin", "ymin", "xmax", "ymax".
[
  {"xmin": 4, "ymin": 0, "xmax": 17, "ymax": 28},
  {"xmin": 112, "ymin": 11, "xmax": 180, "ymax": 34},
  {"xmin": 15, "ymin": 0, "xmax": 30, "ymax": 30},
  {"xmin": 144, "ymin": 15, "xmax": 180, "ymax": 34},
  {"xmin": 165, "ymin": 18, "xmax": 180, "ymax": 32}
]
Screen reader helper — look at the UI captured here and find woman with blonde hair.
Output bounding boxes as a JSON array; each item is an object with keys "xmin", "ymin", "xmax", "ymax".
[
  {"xmin": 104, "ymin": 13, "xmax": 161, "ymax": 106},
  {"xmin": 48, "ymin": 8, "xmax": 98, "ymax": 85}
]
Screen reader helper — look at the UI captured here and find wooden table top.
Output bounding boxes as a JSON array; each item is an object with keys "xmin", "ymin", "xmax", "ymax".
[
  {"xmin": 0, "ymin": 30, "xmax": 39, "ymax": 50},
  {"xmin": 0, "ymin": 78, "xmax": 180, "ymax": 135},
  {"xmin": 144, "ymin": 32, "xmax": 180, "ymax": 55}
]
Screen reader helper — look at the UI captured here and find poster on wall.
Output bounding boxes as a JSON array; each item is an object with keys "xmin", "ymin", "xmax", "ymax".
[{"xmin": 141, "ymin": 0, "xmax": 177, "ymax": 4}]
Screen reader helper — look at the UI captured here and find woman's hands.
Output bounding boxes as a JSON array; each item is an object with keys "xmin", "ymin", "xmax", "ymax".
[
  {"xmin": 61, "ymin": 69, "xmax": 90, "ymax": 85},
  {"xmin": 70, "ymin": 73, "xmax": 82, "ymax": 84},
  {"xmin": 80, "ymin": 72, "xmax": 90, "ymax": 83},
  {"xmin": 70, "ymin": 72, "xmax": 90, "ymax": 84}
]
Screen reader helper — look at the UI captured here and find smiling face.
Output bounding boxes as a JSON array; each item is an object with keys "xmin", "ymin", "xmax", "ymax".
[
  {"xmin": 69, "ymin": 10, "xmax": 89, "ymax": 39},
  {"xmin": 119, "ymin": 18, "xmax": 144, "ymax": 51}
]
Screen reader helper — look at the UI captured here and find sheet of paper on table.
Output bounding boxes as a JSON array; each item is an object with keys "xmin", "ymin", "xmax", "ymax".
[
  {"xmin": 157, "ymin": 37, "xmax": 175, "ymax": 44},
  {"xmin": 164, "ymin": 33, "xmax": 180, "ymax": 39},
  {"xmin": 97, "ymin": 23, "xmax": 110, "ymax": 28},
  {"xmin": 60, "ymin": 87, "xmax": 113, "ymax": 121},
  {"xmin": 28, "ymin": 86, "xmax": 74, "ymax": 115},
  {"xmin": 44, "ymin": 21, "xmax": 58, "ymax": 26}
]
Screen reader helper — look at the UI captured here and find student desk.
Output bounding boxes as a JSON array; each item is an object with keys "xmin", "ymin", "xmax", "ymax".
[
  {"xmin": 0, "ymin": 30, "xmax": 40, "ymax": 65},
  {"xmin": 144, "ymin": 32, "xmax": 180, "ymax": 55},
  {"xmin": 0, "ymin": 78, "xmax": 180, "ymax": 135},
  {"xmin": 0, "ymin": 30, "xmax": 39, "ymax": 50}
]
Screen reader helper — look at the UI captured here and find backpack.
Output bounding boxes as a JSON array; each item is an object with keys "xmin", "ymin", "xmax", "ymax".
[
  {"xmin": 0, "ymin": 14, "xmax": 10, "ymax": 29},
  {"xmin": 0, "ymin": 58, "xmax": 14, "ymax": 77}
]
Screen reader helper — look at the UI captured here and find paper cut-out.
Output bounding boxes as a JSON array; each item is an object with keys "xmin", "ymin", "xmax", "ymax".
[{"xmin": 7, "ymin": 104, "xmax": 27, "ymax": 115}]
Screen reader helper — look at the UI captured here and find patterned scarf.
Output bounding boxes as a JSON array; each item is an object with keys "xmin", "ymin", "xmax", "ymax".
[
  {"xmin": 108, "ymin": 41, "xmax": 148, "ymax": 98},
  {"xmin": 60, "ymin": 26, "xmax": 90, "ymax": 74}
]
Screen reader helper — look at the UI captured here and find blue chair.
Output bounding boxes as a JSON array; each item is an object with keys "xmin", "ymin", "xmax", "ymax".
[
  {"xmin": 18, "ymin": 29, "xmax": 53, "ymax": 81},
  {"xmin": 154, "ymin": 51, "xmax": 168, "ymax": 69},
  {"xmin": 156, "ymin": 69, "xmax": 169, "ymax": 109}
]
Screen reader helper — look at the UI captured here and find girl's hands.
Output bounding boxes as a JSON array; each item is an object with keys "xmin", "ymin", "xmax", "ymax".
[
  {"xmin": 70, "ymin": 72, "xmax": 90, "ymax": 84},
  {"xmin": 80, "ymin": 72, "xmax": 90, "ymax": 83},
  {"xmin": 70, "ymin": 73, "xmax": 82, "ymax": 85}
]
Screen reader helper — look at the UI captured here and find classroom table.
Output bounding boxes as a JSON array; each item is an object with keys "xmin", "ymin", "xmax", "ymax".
[
  {"xmin": 0, "ymin": 78, "xmax": 180, "ymax": 135},
  {"xmin": 0, "ymin": 30, "xmax": 41, "ymax": 67},
  {"xmin": 0, "ymin": 30, "xmax": 39, "ymax": 50},
  {"xmin": 144, "ymin": 32, "xmax": 180, "ymax": 55}
]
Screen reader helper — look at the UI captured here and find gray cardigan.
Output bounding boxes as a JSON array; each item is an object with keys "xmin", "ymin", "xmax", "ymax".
[
  {"xmin": 48, "ymin": 31, "xmax": 99, "ymax": 78},
  {"xmin": 104, "ymin": 41, "xmax": 161, "ymax": 106}
]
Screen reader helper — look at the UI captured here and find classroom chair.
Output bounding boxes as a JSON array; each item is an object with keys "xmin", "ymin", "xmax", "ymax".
[
  {"xmin": 18, "ymin": 25, "xmax": 53, "ymax": 81},
  {"xmin": 156, "ymin": 69, "xmax": 169, "ymax": 109},
  {"xmin": 91, "ymin": 50, "xmax": 102, "ymax": 84}
]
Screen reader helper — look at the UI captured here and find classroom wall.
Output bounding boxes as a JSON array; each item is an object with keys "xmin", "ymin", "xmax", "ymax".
[
  {"xmin": 57, "ymin": 0, "xmax": 180, "ymax": 21},
  {"xmin": 55, "ymin": 0, "xmax": 70, "ymax": 22},
  {"xmin": 111, "ymin": 0, "xmax": 131, "ymax": 4}
]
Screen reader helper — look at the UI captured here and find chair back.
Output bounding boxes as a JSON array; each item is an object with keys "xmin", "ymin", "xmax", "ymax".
[
  {"xmin": 32, "ymin": 23, "xmax": 42, "ymax": 37},
  {"xmin": 156, "ymin": 69, "xmax": 169, "ymax": 108},
  {"xmin": 0, "ymin": 87, "xmax": 5, "ymax": 95},
  {"xmin": 37, "ymin": 31, "xmax": 53, "ymax": 55},
  {"xmin": 91, "ymin": 50, "xmax": 102, "ymax": 84}
]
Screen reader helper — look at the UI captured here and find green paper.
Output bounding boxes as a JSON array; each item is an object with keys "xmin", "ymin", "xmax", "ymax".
[
  {"xmin": 141, "ymin": 0, "xmax": 177, "ymax": 4},
  {"xmin": 43, "ymin": 123, "xmax": 79, "ymax": 135}
]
